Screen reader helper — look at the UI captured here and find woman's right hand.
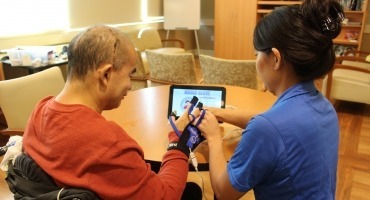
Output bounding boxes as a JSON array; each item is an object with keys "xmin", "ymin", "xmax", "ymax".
[
  {"xmin": 202, "ymin": 106, "xmax": 222, "ymax": 122},
  {"xmin": 196, "ymin": 110, "xmax": 222, "ymax": 142}
]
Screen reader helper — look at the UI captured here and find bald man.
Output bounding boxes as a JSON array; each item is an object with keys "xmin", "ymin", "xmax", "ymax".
[{"xmin": 23, "ymin": 25, "xmax": 196, "ymax": 199}]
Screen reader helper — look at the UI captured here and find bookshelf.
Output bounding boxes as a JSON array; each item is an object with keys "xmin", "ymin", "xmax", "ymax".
[
  {"xmin": 214, "ymin": 0, "xmax": 368, "ymax": 59},
  {"xmin": 256, "ymin": 0, "xmax": 369, "ymax": 56},
  {"xmin": 333, "ymin": 0, "xmax": 368, "ymax": 55}
]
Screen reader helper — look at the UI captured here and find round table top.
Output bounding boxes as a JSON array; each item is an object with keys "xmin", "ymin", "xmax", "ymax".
[{"xmin": 102, "ymin": 85, "xmax": 277, "ymax": 163}]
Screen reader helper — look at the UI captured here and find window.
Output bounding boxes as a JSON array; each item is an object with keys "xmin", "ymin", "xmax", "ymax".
[
  {"xmin": 0, "ymin": 0, "xmax": 68, "ymax": 38},
  {"xmin": 68, "ymin": 0, "xmax": 163, "ymax": 29},
  {"xmin": 0, "ymin": 0, "xmax": 164, "ymax": 38}
]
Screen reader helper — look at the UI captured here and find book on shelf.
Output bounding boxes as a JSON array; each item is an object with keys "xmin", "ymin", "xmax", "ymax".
[
  {"xmin": 337, "ymin": 0, "xmax": 365, "ymax": 11},
  {"xmin": 344, "ymin": 30, "xmax": 359, "ymax": 40},
  {"xmin": 347, "ymin": 21, "xmax": 362, "ymax": 25},
  {"xmin": 334, "ymin": 45, "xmax": 356, "ymax": 57}
]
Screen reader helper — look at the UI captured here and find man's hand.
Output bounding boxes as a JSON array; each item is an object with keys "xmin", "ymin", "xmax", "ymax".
[{"xmin": 167, "ymin": 96, "xmax": 205, "ymax": 156}]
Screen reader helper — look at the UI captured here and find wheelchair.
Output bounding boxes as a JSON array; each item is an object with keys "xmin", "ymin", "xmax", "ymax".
[{"xmin": 4, "ymin": 153, "xmax": 99, "ymax": 200}]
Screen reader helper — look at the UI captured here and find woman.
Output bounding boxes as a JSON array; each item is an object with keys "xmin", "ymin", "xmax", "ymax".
[{"xmin": 197, "ymin": 0, "xmax": 343, "ymax": 199}]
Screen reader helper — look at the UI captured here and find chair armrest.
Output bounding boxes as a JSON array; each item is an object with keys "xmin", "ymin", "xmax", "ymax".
[
  {"xmin": 0, "ymin": 62, "xmax": 4, "ymax": 81},
  {"xmin": 344, "ymin": 50, "xmax": 370, "ymax": 58},
  {"xmin": 131, "ymin": 74, "xmax": 149, "ymax": 81},
  {"xmin": 0, "ymin": 128, "xmax": 24, "ymax": 136},
  {"xmin": 161, "ymin": 39, "xmax": 185, "ymax": 49},
  {"xmin": 333, "ymin": 65, "xmax": 370, "ymax": 73},
  {"xmin": 260, "ymin": 85, "xmax": 267, "ymax": 92},
  {"xmin": 149, "ymin": 78, "xmax": 180, "ymax": 85},
  {"xmin": 336, "ymin": 56, "xmax": 366, "ymax": 64}
]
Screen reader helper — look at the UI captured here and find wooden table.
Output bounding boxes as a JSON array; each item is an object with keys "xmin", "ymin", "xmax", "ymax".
[
  {"xmin": 102, "ymin": 85, "xmax": 277, "ymax": 164},
  {"xmin": 0, "ymin": 85, "xmax": 275, "ymax": 200}
]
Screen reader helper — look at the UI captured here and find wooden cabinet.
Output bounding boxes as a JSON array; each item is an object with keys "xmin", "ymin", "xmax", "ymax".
[
  {"xmin": 214, "ymin": 0, "xmax": 368, "ymax": 59},
  {"xmin": 214, "ymin": 0, "xmax": 257, "ymax": 59},
  {"xmin": 256, "ymin": 0, "xmax": 302, "ymax": 21}
]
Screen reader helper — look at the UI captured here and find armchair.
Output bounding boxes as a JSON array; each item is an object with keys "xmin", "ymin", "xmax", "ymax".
[
  {"xmin": 145, "ymin": 50, "xmax": 198, "ymax": 87},
  {"xmin": 126, "ymin": 28, "xmax": 185, "ymax": 75},
  {"xmin": 344, "ymin": 50, "xmax": 370, "ymax": 60},
  {"xmin": 0, "ymin": 67, "xmax": 65, "ymax": 135},
  {"xmin": 336, "ymin": 56, "xmax": 370, "ymax": 70},
  {"xmin": 199, "ymin": 54, "xmax": 259, "ymax": 90},
  {"xmin": 130, "ymin": 49, "xmax": 149, "ymax": 90},
  {"xmin": 322, "ymin": 56, "xmax": 370, "ymax": 104}
]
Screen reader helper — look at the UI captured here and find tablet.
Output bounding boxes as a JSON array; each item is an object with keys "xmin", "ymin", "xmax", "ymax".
[{"xmin": 168, "ymin": 85, "xmax": 226, "ymax": 119}]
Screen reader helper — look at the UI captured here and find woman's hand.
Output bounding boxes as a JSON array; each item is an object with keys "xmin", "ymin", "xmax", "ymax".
[{"xmin": 196, "ymin": 110, "xmax": 222, "ymax": 142}]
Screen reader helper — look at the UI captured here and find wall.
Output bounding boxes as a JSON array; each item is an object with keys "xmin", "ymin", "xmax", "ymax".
[
  {"xmin": 198, "ymin": 0, "xmax": 215, "ymax": 54},
  {"xmin": 159, "ymin": 0, "xmax": 215, "ymax": 55},
  {"xmin": 2, "ymin": 0, "xmax": 366, "ymax": 55},
  {"xmin": 0, "ymin": 0, "xmax": 215, "ymax": 55},
  {"xmin": 0, "ymin": 0, "xmax": 169, "ymax": 50}
]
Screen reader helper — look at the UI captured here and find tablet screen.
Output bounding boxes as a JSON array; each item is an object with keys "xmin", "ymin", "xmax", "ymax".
[{"xmin": 168, "ymin": 85, "xmax": 226, "ymax": 119}]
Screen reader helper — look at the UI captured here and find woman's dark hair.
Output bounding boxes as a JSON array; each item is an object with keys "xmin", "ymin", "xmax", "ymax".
[{"xmin": 253, "ymin": 0, "xmax": 344, "ymax": 81}]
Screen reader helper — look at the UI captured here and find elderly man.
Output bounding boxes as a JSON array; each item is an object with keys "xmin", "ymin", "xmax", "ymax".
[{"xmin": 22, "ymin": 25, "xmax": 202, "ymax": 199}]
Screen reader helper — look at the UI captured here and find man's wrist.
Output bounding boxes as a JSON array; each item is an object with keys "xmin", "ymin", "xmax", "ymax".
[
  {"xmin": 167, "ymin": 142, "xmax": 190, "ymax": 157},
  {"xmin": 175, "ymin": 117, "xmax": 189, "ymax": 131}
]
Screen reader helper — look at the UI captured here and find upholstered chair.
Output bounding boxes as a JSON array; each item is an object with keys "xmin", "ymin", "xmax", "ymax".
[
  {"xmin": 322, "ymin": 56, "xmax": 370, "ymax": 104},
  {"xmin": 126, "ymin": 28, "xmax": 185, "ymax": 76},
  {"xmin": 344, "ymin": 50, "xmax": 370, "ymax": 59},
  {"xmin": 0, "ymin": 67, "xmax": 65, "ymax": 135},
  {"xmin": 145, "ymin": 50, "xmax": 198, "ymax": 87},
  {"xmin": 199, "ymin": 54, "xmax": 258, "ymax": 90},
  {"xmin": 130, "ymin": 49, "xmax": 148, "ymax": 90}
]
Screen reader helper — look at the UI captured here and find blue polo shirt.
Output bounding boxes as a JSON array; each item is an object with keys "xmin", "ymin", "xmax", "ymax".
[{"xmin": 227, "ymin": 81, "xmax": 339, "ymax": 199}]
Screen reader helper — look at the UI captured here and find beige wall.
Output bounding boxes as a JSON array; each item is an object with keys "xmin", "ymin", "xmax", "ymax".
[
  {"xmin": 198, "ymin": 0, "xmax": 215, "ymax": 52},
  {"xmin": 0, "ymin": 0, "xmax": 209, "ymax": 53},
  {"xmin": 0, "ymin": 0, "xmax": 166, "ymax": 50},
  {"xmin": 68, "ymin": 0, "xmax": 163, "ymax": 28},
  {"xmin": 2, "ymin": 0, "xmax": 367, "ymax": 54},
  {"xmin": 68, "ymin": 0, "xmax": 141, "ymax": 28},
  {"xmin": 160, "ymin": 0, "xmax": 215, "ymax": 53}
]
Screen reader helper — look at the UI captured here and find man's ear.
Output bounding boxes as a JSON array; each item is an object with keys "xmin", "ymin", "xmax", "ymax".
[
  {"xmin": 271, "ymin": 48, "xmax": 281, "ymax": 70},
  {"xmin": 98, "ymin": 64, "xmax": 114, "ymax": 85}
]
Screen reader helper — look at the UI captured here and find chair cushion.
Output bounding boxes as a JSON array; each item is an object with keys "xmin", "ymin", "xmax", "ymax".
[
  {"xmin": 342, "ymin": 60, "xmax": 370, "ymax": 71},
  {"xmin": 322, "ymin": 69, "xmax": 370, "ymax": 104},
  {"xmin": 333, "ymin": 69, "xmax": 370, "ymax": 85}
]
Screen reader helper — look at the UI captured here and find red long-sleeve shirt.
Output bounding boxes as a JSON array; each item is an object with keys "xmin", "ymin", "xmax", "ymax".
[{"xmin": 23, "ymin": 96, "xmax": 188, "ymax": 199}]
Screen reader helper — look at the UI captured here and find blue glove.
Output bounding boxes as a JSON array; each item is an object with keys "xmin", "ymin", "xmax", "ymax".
[{"xmin": 168, "ymin": 97, "xmax": 206, "ymax": 156}]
